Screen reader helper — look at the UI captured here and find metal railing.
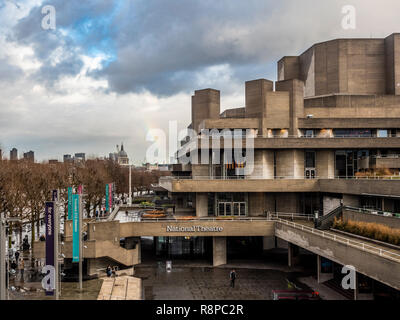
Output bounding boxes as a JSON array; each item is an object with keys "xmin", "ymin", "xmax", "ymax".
[
  {"xmin": 275, "ymin": 217, "xmax": 400, "ymax": 263},
  {"xmin": 139, "ymin": 216, "xmax": 273, "ymax": 223},
  {"xmin": 160, "ymin": 175, "xmax": 400, "ymax": 181},
  {"xmin": 344, "ymin": 206, "xmax": 400, "ymax": 218}
]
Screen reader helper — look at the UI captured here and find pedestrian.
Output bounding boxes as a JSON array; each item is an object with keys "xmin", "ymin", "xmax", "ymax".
[
  {"xmin": 15, "ymin": 250, "xmax": 20, "ymax": 262},
  {"xmin": 106, "ymin": 265, "xmax": 112, "ymax": 278},
  {"xmin": 229, "ymin": 269, "xmax": 236, "ymax": 288},
  {"xmin": 19, "ymin": 258, "xmax": 25, "ymax": 282}
]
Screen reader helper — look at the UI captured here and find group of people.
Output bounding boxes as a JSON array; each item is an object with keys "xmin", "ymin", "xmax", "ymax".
[{"xmin": 9, "ymin": 250, "xmax": 25, "ymax": 282}]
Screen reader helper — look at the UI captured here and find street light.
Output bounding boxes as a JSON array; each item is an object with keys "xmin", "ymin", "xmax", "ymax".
[{"xmin": 0, "ymin": 213, "xmax": 22, "ymax": 300}]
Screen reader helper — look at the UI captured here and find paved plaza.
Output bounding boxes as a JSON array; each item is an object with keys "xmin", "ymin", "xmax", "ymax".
[{"xmin": 135, "ymin": 265, "xmax": 305, "ymax": 300}]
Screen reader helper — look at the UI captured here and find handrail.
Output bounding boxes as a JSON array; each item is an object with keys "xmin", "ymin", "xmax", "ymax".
[
  {"xmin": 160, "ymin": 175, "xmax": 400, "ymax": 180},
  {"xmin": 274, "ymin": 217, "xmax": 400, "ymax": 263}
]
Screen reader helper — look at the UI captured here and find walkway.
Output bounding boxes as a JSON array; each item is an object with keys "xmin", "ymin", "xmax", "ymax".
[{"xmin": 97, "ymin": 276, "xmax": 142, "ymax": 300}]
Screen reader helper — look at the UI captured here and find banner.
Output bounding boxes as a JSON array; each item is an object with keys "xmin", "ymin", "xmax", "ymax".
[
  {"xmin": 67, "ymin": 187, "xmax": 73, "ymax": 220},
  {"xmin": 72, "ymin": 194, "xmax": 80, "ymax": 262},
  {"xmin": 105, "ymin": 184, "xmax": 109, "ymax": 213},
  {"xmin": 109, "ymin": 183, "xmax": 113, "ymax": 213},
  {"xmin": 45, "ymin": 201, "xmax": 55, "ymax": 296}
]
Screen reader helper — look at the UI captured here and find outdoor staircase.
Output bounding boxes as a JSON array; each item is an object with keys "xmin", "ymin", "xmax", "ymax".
[
  {"xmin": 316, "ymin": 206, "xmax": 343, "ymax": 230},
  {"xmin": 97, "ymin": 275, "xmax": 142, "ymax": 300}
]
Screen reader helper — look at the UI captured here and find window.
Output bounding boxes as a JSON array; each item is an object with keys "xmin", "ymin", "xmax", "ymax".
[{"xmin": 377, "ymin": 130, "xmax": 388, "ymax": 138}]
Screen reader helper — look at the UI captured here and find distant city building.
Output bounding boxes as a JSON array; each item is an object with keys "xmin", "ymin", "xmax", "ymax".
[
  {"xmin": 10, "ymin": 148, "xmax": 18, "ymax": 161},
  {"xmin": 74, "ymin": 153, "xmax": 86, "ymax": 161},
  {"xmin": 109, "ymin": 143, "xmax": 129, "ymax": 165},
  {"xmin": 0, "ymin": 149, "xmax": 2, "ymax": 161},
  {"xmin": 63, "ymin": 154, "xmax": 73, "ymax": 163},
  {"xmin": 23, "ymin": 150, "xmax": 34, "ymax": 163},
  {"xmin": 48, "ymin": 159, "xmax": 59, "ymax": 164}
]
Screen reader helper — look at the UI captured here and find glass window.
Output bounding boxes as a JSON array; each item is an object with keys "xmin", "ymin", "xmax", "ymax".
[
  {"xmin": 305, "ymin": 151, "xmax": 316, "ymax": 168},
  {"xmin": 377, "ymin": 130, "xmax": 388, "ymax": 138}
]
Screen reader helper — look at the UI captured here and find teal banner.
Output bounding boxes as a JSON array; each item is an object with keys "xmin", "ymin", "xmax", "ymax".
[
  {"xmin": 72, "ymin": 194, "xmax": 80, "ymax": 262},
  {"xmin": 68, "ymin": 187, "xmax": 73, "ymax": 220},
  {"xmin": 105, "ymin": 184, "xmax": 109, "ymax": 213}
]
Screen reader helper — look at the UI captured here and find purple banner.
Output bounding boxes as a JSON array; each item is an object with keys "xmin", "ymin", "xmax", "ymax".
[{"xmin": 45, "ymin": 201, "xmax": 55, "ymax": 296}]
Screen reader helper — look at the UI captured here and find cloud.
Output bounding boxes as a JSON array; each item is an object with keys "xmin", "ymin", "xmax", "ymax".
[{"xmin": 1, "ymin": 0, "xmax": 400, "ymax": 161}]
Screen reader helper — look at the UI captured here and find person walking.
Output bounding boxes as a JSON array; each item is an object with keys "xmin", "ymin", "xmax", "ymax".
[
  {"xmin": 230, "ymin": 269, "xmax": 236, "ymax": 288},
  {"xmin": 106, "ymin": 265, "xmax": 112, "ymax": 278},
  {"xmin": 18, "ymin": 258, "xmax": 25, "ymax": 282}
]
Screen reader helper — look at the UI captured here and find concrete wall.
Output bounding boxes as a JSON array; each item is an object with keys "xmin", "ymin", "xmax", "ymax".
[
  {"xmin": 245, "ymin": 79, "xmax": 274, "ymax": 118},
  {"xmin": 213, "ymin": 237, "xmax": 227, "ymax": 266},
  {"xmin": 275, "ymin": 79, "xmax": 305, "ymax": 135},
  {"xmin": 385, "ymin": 33, "xmax": 400, "ymax": 95},
  {"xmin": 248, "ymin": 193, "xmax": 264, "ymax": 216},
  {"xmin": 264, "ymin": 91, "xmax": 290, "ymax": 129},
  {"xmin": 280, "ymin": 35, "xmax": 400, "ymax": 97},
  {"xmin": 275, "ymin": 150, "xmax": 304, "ymax": 178},
  {"xmin": 119, "ymin": 220, "xmax": 275, "ymax": 237},
  {"xmin": 323, "ymin": 195, "xmax": 342, "ymax": 215},
  {"xmin": 196, "ymin": 193, "xmax": 208, "ymax": 217},
  {"xmin": 275, "ymin": 193, "xmax": 300, "ymax": 213},
  {"xmin": 250, "ymin": 150, "xmax": 274, "ymax": 179},
  {"xmin": 316, "ymin": 150, "xmax": 334, "ymax": 178},
  {"xmin": 192, "ymin": 89, "xmax": 220, "ymax": 133},
  {"xmin": 343, "ymin": 208, "xmax": 400, "ymax": 229}
]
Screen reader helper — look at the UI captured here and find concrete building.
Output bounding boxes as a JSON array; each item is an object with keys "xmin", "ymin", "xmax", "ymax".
[
  {"xmin": 74, "ymin": 153, "xmax": 86, "ymax": 162},
  {"xmin": 110, "ymin": 143, "xmax": 129, "ymax": 165},
  {"xmin": 23, "ymin": 150, "xmax": 34, "ymax": 163},
  {"xmin": 162, "ymin": 33, "xmax": 400, "ymax": 218},
  {"xmin": 63, "ymin": 154, "xmax": 73, "ymax": 163},
  {"xmin": 10, "ymin": 148, "xmax": 17, "ymax": 161},
  {"xmin": 33, "ymin": 34, "xmax": 400, "ymax": 300}
]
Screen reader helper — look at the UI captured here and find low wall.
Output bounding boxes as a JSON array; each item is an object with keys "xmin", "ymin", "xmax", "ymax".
[{"xmin": 343, "ymin": 209, "xmax": 400, "ymax": 229}]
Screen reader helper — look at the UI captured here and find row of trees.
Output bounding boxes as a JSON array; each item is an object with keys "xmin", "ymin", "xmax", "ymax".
[{"xmin": 0, "ymin": 159, "xmax": 168, "ymax": 248}]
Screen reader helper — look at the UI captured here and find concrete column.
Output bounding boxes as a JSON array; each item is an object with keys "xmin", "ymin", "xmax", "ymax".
[
  {"xmin": 317, "ymin": 255, "xmax": 321, "ymax": 283},
  {"xmin": 288, "ymin": 243, "xmax": 300, "ymax": 268},
  {"xmin": 276, "ymin": 150, "xmax": 304, "ymax": 178},
  {"xmin": 196, "ymin": 193, "xmax": 208, "ymax": 217},
  {"xmin": 288, "ymin": 243, "xmax": 293, "ymax": 267},
  {"xmin": 354, "ymin": 272, "xmax": 359, "ymax": 301},
  {"xmin": 262, "ymin": 236, "xmax": 275, "ymax": 250},
  {"xmin": 250, "ymin": 150, "xmax": 274, "ymax": 179},
  {"xmin": 213, "ymin": 237, "xmax": 227, "ymax": 267},
  {"xmin": 316, "ymin": 150, "xmax": 335, "ymax": 179}
]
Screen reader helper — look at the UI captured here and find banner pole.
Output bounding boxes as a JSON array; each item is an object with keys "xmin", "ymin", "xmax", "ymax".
[
  {"xmin": 0, "ymin": 212, "xmax": 6, "ymax": 300},
  {"xmin": 79, "ymin": 193, "xmax": 83, "ymax": 291}
]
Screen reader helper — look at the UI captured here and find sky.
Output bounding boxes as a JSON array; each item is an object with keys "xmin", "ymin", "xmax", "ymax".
[{"xmin": 0, "ymin": 0, "xmax": 400, "ymax": 164}]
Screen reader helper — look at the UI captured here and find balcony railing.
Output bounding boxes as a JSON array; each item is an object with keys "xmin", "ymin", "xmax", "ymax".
[{"xmin": 160, "ymin": 175, "xmax": 400, "ymax": 181}]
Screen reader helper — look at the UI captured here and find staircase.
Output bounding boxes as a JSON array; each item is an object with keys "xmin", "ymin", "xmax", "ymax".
[
  {"xmin": 97, "ymin": 276, "xmax": 142, "ymax": 300},
  {"xmin": 316, "ymin": 206, "xmax": 343, "ymax": 230}
]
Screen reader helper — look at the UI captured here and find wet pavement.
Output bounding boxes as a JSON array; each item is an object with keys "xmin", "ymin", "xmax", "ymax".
[{"xmin": 135, "ymin": 265, "xmax": 306, "ymax": 300}]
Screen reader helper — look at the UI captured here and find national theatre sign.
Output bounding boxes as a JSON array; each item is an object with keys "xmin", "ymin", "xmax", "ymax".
[{"xmin": 166, "ymin": 225, "xmax": 223, "ymax": 232}]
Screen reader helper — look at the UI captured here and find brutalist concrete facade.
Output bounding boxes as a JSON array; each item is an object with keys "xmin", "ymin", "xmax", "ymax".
[{"xmin": 162, "ymin": 34, "xmax": 400, "ymax": 219}]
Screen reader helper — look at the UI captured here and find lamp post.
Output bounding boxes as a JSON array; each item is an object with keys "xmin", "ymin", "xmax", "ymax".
[
  {"xmin": 0, "ymin": 214, "xmax": 22, "ymax": 300},
  {"xmin": 79, "ymin": 193, "xmax": 83, "ymax": 291},
  {"xmin": 0, "ymin": 212, "xmax": 6, "ymax": 300},
  {"xmin": 129, "ymin": 163, "xmax": 132, "ymax": 205}
]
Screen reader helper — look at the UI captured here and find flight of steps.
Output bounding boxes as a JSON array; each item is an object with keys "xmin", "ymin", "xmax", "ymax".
[{"xmin": 97, "ymin": 276, "xmax": 142, "ymax": 300}]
